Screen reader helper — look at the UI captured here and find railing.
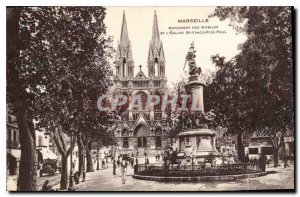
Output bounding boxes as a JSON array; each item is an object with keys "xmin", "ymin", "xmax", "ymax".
[
  {"xmin": 119, "ymin": 79, "xmax": 163, "ymax": 88},
  {"xmin": 134, "ymin": 162, "xmax": 263, "ymax": 177}
]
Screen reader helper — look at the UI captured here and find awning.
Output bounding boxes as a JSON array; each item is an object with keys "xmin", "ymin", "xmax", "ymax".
[
  {"xmin": 10, "ymin": 149, "xmax": 21, "ymax": 161},
  {"xmin": 39, "ymin": 148, "xmax": 57, "ymax": 160}
]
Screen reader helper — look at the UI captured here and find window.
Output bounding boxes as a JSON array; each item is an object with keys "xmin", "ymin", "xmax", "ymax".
[
  {"xmin": 249, "ymin": 148, "xmax": 259, "ymax": 154},
  {"xmin": 155, "ymin": 136, "xmax": 162, "ymax": 148},
  {"xmin": 185, "ymin": 137, "xmax": 191, "ymax": 147},
  {"xmin": 138, "ymin": 137, "xmax": 142, "ymax": 147},
  {"xmin": 137, "ymin": 137, "xmax": 147, "ymax": 148},
  {"xmin": 143, "ymin": 137, "xmax": 147, "ymax": 147},
  {"xmin": 13, "ymin": 130, "xmax": 17, "ymax": 143},
  {"xmin": 8, "ymin": 129, "xmax": 12, "ymax": 148},
  {"xmin": 262, "ymin": 147, "xmax": 273, "ymax": 155},
  {"xmin": 123, "ymin": 137, "xmax": 128, "ymax": 148}
]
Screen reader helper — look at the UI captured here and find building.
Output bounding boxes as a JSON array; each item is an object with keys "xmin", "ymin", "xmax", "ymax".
[
  {"xmin": 6, "ymin": 106, "xmax": 58, "ymax": 175},
  {"xmin": 113, "ymin": 11, "xmax": 170, "ymax": 157},
  {"xmin": 6, "ymin": 107, "xmax": 20, "ymax": 176},
  {"xmin": 283, "ymin": 129, "xmax": 294, "ymax": 158}
]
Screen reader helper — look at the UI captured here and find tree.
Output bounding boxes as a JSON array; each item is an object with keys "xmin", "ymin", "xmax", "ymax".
[
  {"xmin": 209, "ymin": 7, "xmax": 293, "ymax": 165},
  {"xmin": 7, "ymin": 7, "xmax": 38, "ymax": 191},
  {"xmin": 8, "ymin": 7, "xmax": 115, "ymax": 190}
]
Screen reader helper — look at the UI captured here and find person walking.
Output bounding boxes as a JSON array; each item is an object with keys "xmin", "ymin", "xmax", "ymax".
[
  {"xmin": 259, "ymin": 154, "xmax": 267, "ymax": 172},
  {"xmin": 102, "ymin": 159, "xmax": 105, "ymax": 169},
  {"xmin": 117, "ymin": 159, "xmax": 120, "ymax": 167},
  {"xmin": 113, "ymin": 160, "xmax": 117, "ymax": 177},
  {"xmin": 284, "ymin": 154, "xmax": 290, "ymax": 168},
  {"xmin": 121, "ymin": 158, "xmax": 128, "ymax": 184},
  {"xmin": 131, "ymin": 158, "xmax": 134, "ymax": 168}
]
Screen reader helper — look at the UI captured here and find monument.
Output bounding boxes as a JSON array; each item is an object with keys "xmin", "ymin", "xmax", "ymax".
[{"xmin": 177, "ymin": 42, "xmax": 220, "ymax": 162}]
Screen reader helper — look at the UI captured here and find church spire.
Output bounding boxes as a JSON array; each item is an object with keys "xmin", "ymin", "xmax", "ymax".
[
  {"xmin": 148, "ymin": 11, "xmax": 165, "ymax": 78},
  {"xmin": 120, "ymin": 11, "xmax": 129, "ymax": 45},
  {"xmin": 116, "ymin": 11, "xmax": 134, "ymax": 79},
  {"xmin": 151, "ymin": 10, "xmax": 160, "ymax": 48}
]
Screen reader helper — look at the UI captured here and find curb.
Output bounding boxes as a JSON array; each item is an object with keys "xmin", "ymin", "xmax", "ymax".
[{"xmin": 132, "ymin": 171, "xmax": 268, "ymax": 182}]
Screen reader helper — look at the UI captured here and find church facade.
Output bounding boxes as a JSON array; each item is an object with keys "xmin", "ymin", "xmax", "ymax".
[{"xmin": 113, "ymin": 11, "xmax": 170, "ymax": 157}]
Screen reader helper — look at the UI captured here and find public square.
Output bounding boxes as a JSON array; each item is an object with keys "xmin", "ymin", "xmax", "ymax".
[
  {"xmin": 38, "ymin": 158, "xmax": 294, "ymax": 191},
  {"xmin": 6, "ymin": 7, "xmax": 294, "ymax": 191}
]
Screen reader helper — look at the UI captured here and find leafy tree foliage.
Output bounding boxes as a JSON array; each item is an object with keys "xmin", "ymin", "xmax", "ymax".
[
  {"xmin": 208, "ymin": 7, "xmax": 293, "ymax": 164},
  {"xmin": 7, "ymin": 7, "xmax": 116, "ymax": 190}
]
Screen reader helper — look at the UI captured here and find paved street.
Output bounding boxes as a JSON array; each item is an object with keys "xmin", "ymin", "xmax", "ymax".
[
  {"xmin": 7, "ymin": 171, "xmax": 61, "ymax": 191},
  {"xmin": 72, "ymin": 161, "xmax": 294, "ymax": 191}
]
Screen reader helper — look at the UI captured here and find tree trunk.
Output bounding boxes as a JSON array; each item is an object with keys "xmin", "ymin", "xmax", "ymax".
[
  {"xmin": 77, "ymin": 134, "xmax": 83, "ymax": 176},
  {"xmin": 96, "ymin": 143, "xmax": 100, "ymax": 170},
  {"xmin": 86, "ymin": 141, "xmax": 94, "ymax": 172},
  {"xmin": 7, "ymin": 8, "xmax": 37, "ymax": 191},
  {"xmin": 52, "ymin": 128, "xmax": 75, "ymax": 190},
  {"xmin": 60, "ymin": 155, "xmax": 68, "ymax": 190},
  {"xmin": 273, "ymin": 149, "xmax": 279, "ymax": 167},
  {"xmin": 236, "ymin": 132, "xmax": 245, "ymax": 162},
  {"xmin": 15, "ymin": 108, "xmax": 37, "ymax": 191}
]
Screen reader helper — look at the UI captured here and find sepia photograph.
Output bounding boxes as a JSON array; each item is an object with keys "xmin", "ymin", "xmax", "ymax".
[{"xmin": 6, "ymin": 6, "xmax": 294, "ymax": 192}]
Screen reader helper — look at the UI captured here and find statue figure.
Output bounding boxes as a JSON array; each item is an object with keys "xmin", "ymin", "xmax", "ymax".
[{"xmin": 183, "ymin": 41, "xmax": 202, "ymax": 76}]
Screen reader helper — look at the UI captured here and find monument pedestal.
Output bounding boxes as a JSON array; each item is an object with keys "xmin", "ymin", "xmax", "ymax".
[
  {"xmin": 185, "ymin": 75, "xmax": 205, "ymax": 112},
  {"xmin": 177, "ymin": 129, "xmax": 220, "ymax": 162}
]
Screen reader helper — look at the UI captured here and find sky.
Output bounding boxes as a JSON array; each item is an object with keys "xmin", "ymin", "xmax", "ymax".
[{"xmin": 105, "ymin": 7, "xmax": 248, "ymax": 86}]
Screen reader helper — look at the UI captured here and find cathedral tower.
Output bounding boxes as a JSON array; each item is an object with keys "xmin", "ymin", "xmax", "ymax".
[
  {"xmin": 116, "ymin": 11, "xmax": 134, "ymax": 79},
  {"xmin": 147, "ymin": 11, "xmax": 166, "ymax": 78}
]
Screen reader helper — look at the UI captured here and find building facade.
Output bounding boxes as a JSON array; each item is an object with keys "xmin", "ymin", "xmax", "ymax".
[
  {"xmin": 6, "ymin": 107, "xmax": 20, "ymax": 176},
  {"xmin": 113, "ymin": 11, "xmax": 170, "ymax": 157}
]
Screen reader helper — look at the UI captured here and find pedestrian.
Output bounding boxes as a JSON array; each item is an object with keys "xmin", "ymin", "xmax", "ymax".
[
  {"xmin": 121, "ymin": 158, "xmax": 128, "ymax": 184},
  {"xmin": 106, "ymin": 157, "xmax": 109, "ymax": 168},
  {"xmin": 102, "ymin": 159, "xmax": 105, "ymax": 169},
  {"xmin": 131, "ymin": 159, "xmax": 134, "ymax": 168},
  {"xmin": 74, "ymin": 172, "xmax": 80, "ymax": 184},
  {"xmin": 117, "ymin": 159, "xmax": 120, "ymax": 167},
  {"xmin": 284, "ymin": 154, "xmax": 290, "ymax": 168},
  {"xmin": 245, "ymin": 153, "xmax": 249, "ymax": 163},
  {"xmin": 113, "ymin": 160, "xmax": 117, "ymax": 176},
  {"xmin": 41, "ymin": 180, "xmax": 54, "ymax": 191},
  {"xmin": 259, "ymin": 154, "xmax": 267, "ymax": 172}
]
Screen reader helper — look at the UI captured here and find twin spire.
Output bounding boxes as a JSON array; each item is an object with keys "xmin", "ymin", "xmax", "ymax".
[{"xmin": 117, "ymin": 10, "xmax": 165, "ymax": 78}]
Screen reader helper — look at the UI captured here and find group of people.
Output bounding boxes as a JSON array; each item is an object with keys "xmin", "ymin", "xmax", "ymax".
[
  {"xmin": 112, "ymin": 157, "xmax": 130, "ymax": 184},
  {"xmin": 155, "ymin": 153, "xmax": 161, "ymax": 161}
]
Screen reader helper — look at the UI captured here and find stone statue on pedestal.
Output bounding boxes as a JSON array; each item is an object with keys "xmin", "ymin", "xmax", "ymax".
[{"xmin": 184, "ymin": 41, "xmax": 202, "ymax": 76}]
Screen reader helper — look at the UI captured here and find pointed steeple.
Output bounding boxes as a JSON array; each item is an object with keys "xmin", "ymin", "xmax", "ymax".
[
  {"xmin": 151, "ymin": 11, "xmax": 160, "ymax": 49},
  {"xmin": 116, "ymin": 11, "xmax": 134, "ymax": 78},
  {"xmin": 120, "ymin": 11, "xmax": 129, "ymax": 45},
  {"xmin": 147, "ymin": 11, "xmax": 165, "ymax": 78}
]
